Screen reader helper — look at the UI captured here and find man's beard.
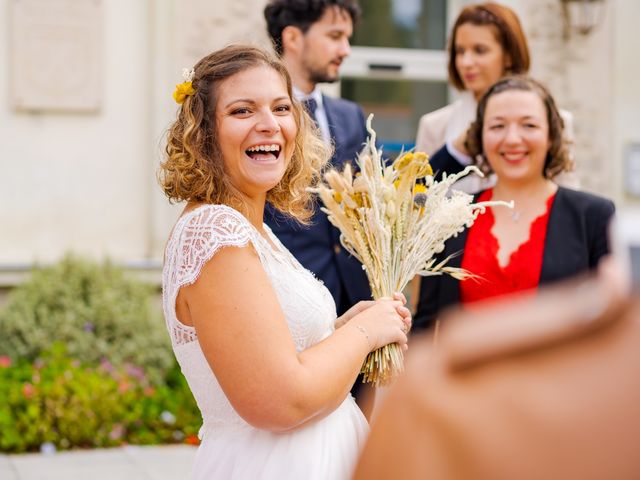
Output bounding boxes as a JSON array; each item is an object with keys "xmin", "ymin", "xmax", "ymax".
[{"xmin": 306, "ymin": 62, "xmax": 340, "ymax": 84}]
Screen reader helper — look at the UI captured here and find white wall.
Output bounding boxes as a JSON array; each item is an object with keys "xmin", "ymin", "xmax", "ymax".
[
  {"xmin": 0, "ymin": 0, "xmax": 271, "ymax": 270},
  {"xmin": 0, "ymin": 0, "xmax": 153, "ymax": 265},
  {"xmin": 612, "ymin": 0, "xmax": 640, "ymax": 206}
]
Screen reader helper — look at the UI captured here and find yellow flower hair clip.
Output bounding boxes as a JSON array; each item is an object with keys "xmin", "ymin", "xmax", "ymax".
[{"xmin": 172, "ymin": 67, "xmax": 195, "ymax": 104}]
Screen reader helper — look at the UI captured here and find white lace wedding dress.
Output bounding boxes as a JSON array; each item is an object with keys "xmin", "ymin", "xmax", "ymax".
[{"xmin": 162, "ymin": 204, "xmax": 368, "ymax": 480}]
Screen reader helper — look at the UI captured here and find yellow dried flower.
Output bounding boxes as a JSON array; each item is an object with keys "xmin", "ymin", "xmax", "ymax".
[
  {"xmin": 413, "ymin": 184, "xmax": 427, "ymax": 195},
  {"xmin": 416, "ymin": 161, "xmax": 434, "ymax": 179},
  {"xmin": 393, "ymin": 152, "xmax": 414, "ymax": 171},
  {"xmin": 413, "ymin": 183, "xmax": 428, "ymax": 209},
  {"xmin": 173, "ymin": 81, "xmax": 195, "ymax": 104},
  {"xmin": 173, "ymin": 67, "xmax": 196, "ymax": 104}
]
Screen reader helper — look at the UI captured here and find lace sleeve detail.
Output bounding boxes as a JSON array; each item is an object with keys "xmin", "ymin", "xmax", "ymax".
[{"xmin": 162, "ymin": 205, "xmax": 254, "ymax": 345}]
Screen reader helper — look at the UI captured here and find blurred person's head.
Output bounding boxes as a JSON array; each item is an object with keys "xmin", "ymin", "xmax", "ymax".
[
  {"xmin": 264, "ymin": 0, "xmax": 360, "ymax": 92},
  {"xmin": 465, "ymin": 76, "xmax": 573, "ymax": 183},
  {"xmin": 448, "ymin": 2, "xmax": 530, "ymax": 99},
  {"xmin": 159, "ymin": 45, "xmax": 328, "ymax": 221}
]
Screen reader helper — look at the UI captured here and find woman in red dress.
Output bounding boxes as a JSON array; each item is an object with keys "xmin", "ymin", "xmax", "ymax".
[{"xmin": 414, "ymin": 76, "xmax": 615, "ymax": 330}]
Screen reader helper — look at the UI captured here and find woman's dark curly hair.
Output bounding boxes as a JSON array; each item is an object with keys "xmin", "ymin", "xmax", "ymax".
[
  {"xmin": 464, "ymin": 75, "xmax": 574, "ymax": 179},
  {"xmin": 159, "ymin": 45, "xmax": 329, "ymax": 222}
]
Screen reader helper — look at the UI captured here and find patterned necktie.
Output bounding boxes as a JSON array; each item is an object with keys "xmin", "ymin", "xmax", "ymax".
[{"xmin": 302, "ymin": 98, "xmax": 318, "ymax": 127}]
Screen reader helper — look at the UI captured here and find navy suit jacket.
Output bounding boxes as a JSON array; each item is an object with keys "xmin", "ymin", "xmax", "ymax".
[
  {"xmin": 265, "ymin": 94, "xmax": 371, "ymax": 314},
  {"xmin": 414, "ymin": 187, "xmax": 615, "ymax": 331}
]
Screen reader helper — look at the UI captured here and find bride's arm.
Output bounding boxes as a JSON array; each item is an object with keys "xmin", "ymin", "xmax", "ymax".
[{"xmin": 181, "ymin": 244, "xmax": 409, "ymax": 432}]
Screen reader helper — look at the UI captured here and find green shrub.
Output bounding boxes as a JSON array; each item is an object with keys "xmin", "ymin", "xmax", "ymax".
[
  {"xmin": 0, "ymin": 345, "xmax": 201, "ymax": 453},
  {"xmin": 0, "ymin": 255, "xmax": 173, "ymax": 384}
]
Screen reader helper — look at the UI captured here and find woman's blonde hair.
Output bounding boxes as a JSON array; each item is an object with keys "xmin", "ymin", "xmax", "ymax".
[
  {"xmin": 159, "ymin": 44, "xmax": 329, "ymax": 222},
  {"xmin": 465, "ymin": 75, "xmax": 574, "ymax": 179}
]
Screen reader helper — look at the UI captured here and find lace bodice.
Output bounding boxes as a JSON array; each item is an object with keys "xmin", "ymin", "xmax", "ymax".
[{"xmin": 162, "ymin": 204, "xmax": 337, "ymax": 433}]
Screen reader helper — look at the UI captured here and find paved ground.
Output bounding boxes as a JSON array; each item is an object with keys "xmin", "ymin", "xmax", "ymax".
[{"xmin": 0, "ymin": 444, "xmax": 197, "ymax": 480}]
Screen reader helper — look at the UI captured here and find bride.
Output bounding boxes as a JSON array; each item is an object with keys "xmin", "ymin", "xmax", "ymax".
[{"xmin": 159, "ymin": 45, "xmax": 411, "ymax": 480}]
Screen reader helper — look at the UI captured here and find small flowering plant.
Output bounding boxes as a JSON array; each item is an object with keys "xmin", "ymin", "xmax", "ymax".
[{"xmin": 311, "ymin": 115, "xmax": 510, "ymax": 385}]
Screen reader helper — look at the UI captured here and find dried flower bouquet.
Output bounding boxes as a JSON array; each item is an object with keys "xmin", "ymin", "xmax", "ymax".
[{"xmin": 311, "ymin": 115, "xmax": 511, "ymax": 386}]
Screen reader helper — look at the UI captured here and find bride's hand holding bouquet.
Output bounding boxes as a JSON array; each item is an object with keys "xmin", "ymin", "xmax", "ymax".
[
  {"xmin": 335, "ymin": 293, "xmax": 412, "ymax": 351},
  {"xmin": 311, "ymin": 115, "xmax": 511, "ymax": 385}
]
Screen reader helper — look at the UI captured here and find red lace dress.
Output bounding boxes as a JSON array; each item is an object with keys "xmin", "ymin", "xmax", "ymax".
[{"xmin": 460, "ymin": 189, "xmax": 556, "ymax": 305}]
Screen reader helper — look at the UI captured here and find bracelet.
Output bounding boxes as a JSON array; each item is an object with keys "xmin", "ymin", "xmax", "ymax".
[{"xmin": 354, "ymin": 324, "xmax": 372, "ymax": 350}]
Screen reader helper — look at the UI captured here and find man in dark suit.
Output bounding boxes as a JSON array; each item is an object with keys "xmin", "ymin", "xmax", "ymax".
[{"xmin": 263, "ymin": 0, "xmax": 371, "ymax": 316}]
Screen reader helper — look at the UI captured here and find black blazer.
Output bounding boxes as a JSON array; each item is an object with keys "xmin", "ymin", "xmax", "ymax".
[
  {"xmin": 414, "ymin": 187, "xmax": 615, "ymax": 330},
  {"xmin": 265, "ymin": 95, "xmax": 371, "ymax": 314}
]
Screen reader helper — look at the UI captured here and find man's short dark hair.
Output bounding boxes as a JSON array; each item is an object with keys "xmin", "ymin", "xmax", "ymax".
[{"xmin": 264, "ymin": 0, "xmax": 361, "ymax": 56}]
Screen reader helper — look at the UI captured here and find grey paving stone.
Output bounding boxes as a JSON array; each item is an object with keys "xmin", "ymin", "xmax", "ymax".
[
  {"xmin": 0, "ymin": 454, "xmax": 20, "ymax": 480},
  {"xmin": 10, "ymin": 449, "xmax": 139, "ymax": 480},
  {"xmin": 123, "ymin": 445, "xmax": 196, "ymax": 479},
  {"xmin": 6, "ymin": 445, "xmax": 195, "ymax": 480},
  {"xmin": 12, "ymin": 464, "xmax": 145, "ymax": 480}
]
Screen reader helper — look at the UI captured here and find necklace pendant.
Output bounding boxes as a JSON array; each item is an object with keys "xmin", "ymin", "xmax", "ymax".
[{"xmin": 511, "ymin": 211, "xmax": 521, "ymax": 222}]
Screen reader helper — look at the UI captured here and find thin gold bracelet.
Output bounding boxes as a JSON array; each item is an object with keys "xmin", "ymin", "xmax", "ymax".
[{"xmin": 354, "ymin": 324, "xmax": 371, "ymax": 350}]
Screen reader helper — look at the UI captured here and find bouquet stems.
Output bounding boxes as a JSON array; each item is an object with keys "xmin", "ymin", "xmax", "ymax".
[{"xmin": 361, "ymin": 340, "xmax": 404, "ymax": 386}]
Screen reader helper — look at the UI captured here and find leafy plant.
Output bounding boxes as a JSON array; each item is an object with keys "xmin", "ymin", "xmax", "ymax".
[
  {"xmin": 0, "ymin": 255, "xmax": 173, "ymax": 383},
  {"xmin": 0, "ymin": 345, "xmax": 200, "ymax": 453}
]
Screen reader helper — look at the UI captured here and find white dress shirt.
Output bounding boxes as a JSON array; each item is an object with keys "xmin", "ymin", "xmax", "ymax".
[{"xmin": 293, "ymin": 86, "xmax": 331, "ymax": 144}]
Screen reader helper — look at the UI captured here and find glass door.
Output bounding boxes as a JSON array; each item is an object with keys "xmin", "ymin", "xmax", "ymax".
[{"xmin": 340, "ymin": 0, "xmax": 449, "ymax": 157}]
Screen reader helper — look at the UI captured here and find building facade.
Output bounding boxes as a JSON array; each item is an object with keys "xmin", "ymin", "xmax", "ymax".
[{"xmin": 0, "ymin": 0, "xmax": 638, "ymax": 283}]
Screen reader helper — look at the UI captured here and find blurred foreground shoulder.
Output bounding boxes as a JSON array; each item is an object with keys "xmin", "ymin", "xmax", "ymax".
[{"xmin": 355, "ymin": 280, "xmax": 640, "ymax": 480}]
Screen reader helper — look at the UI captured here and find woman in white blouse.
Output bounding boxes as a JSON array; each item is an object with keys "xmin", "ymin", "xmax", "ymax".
[{"xmin": 416, "ymin": 2, "xmax": 577, "ymax": 192}]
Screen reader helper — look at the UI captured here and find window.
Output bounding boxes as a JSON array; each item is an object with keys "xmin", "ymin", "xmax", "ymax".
[{"xmin": 340, "ymin": 0, "xmax": 449, "ymax": 156}]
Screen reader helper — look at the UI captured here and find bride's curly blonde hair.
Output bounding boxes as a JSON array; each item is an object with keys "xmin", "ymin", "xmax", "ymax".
[{"xmin": 159, "ymin": 45, "xmax": 329, "ymax": 222}]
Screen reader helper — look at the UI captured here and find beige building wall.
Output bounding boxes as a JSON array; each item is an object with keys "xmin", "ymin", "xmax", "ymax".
[
  {"xmin": 522, "ymin": 0, "xmax": 615, "ymax": 197},
  {"xmin": 0, "ymin": 0, "xmax": 271, "ymax": 277},
  {"xmin": 0, "ymin": 0, "xmax": 636, "ymax": 280},
  {"xmin": 611, "ymin": 0, "xmax": 640, "ymax": 206},
  {"xmin": 0, "ymin": 0, "xmax": 153, "ymax": 267}
]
